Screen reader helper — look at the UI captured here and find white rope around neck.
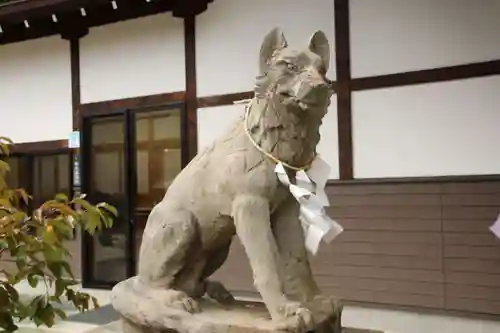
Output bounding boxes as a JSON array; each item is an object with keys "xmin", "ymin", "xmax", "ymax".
[{"xmin": 234, "ymin": 98, "xmax": 343, "ymax": 255}]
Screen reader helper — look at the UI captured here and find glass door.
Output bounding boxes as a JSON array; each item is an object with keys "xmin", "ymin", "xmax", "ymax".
[
  {"xmin": 81, "ymin": 113, "xmax": 133, "ymax": 288},
  {"xmin": 81, "ymin": 104, "xmax": 184, "ymax": 288},
  {"xmin": 132, "ymin": 106, "xmax": 183, "ymax": 270}
]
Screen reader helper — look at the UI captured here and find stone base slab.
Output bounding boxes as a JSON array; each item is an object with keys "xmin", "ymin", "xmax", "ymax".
[{"xmin": 90, "ymin": 298, "xmax": 382, "ymax": 333}]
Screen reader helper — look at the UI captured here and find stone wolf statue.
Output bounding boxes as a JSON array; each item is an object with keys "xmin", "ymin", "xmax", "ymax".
[{"xmin": 112, "ymin": 27, "xmax": 339, "ymax": 333}]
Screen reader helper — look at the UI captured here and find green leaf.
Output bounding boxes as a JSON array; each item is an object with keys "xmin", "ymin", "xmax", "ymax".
[
  {"xmin": 42, "ymin": 226, "xmax": 59, "ymax": 246},
  {"xmin": 17, "ymin": 188, "xmax": 31, "ymax": 205},
  {"xmin": 36, "ymin": 303, "xmax": 56, "ymax": 327},
  {"xmin": 54, "ymin": 193, "xmax": 69, "ymax": 203},
  {"xmin": 60, "ymin": 261, "xmax": 75, "ymax": 279},
  {"xmin": 43, "ymin": 244, "xmax": 64, "ymax": 262},
  {"xmin": 0, "ymin": 287, "xmax": 9, "ymax": 310},
  {"xmin": 50, "ymin": 219, "xmax": 73, "ymax": 239},
  {"xmin": 47, "ymin": 262, "xmax": 63, "ymax": 279},
  {"xmin": 54, "ymin": 279, "xmax": 67, "ymax": 298},
  {"xmin": 84, "ymin": 210, "xmax": 102, "ymax": 235},
  {"xmin": 0, "ymin": 311, "xmax": 18, "ymax": 332},
  {"xmin": 96, "ymin": 202, "xmax": 118, "ymax": 217},
  {"xmin": 53, "ymin": 307, "xmax": 67, "ymax": 320},
  {"xmin": 2, "ymin": 283, "xmax": 19, "ymax": 302},
  {"xmin": 27, "ymin": 274, "xmax": 38, "ymax": 288},
  {"xmin": 0, "ymin": 160, "xmax": 11, "ymax": 174},
  {"xmin": 91, "ymin": 296, "xmax": 100, "ymax": 309}
]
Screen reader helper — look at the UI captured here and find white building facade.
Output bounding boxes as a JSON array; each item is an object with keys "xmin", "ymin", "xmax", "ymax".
[{"xmin": 1, "ymin": 0, "xmax": 500, "ymax": 330}]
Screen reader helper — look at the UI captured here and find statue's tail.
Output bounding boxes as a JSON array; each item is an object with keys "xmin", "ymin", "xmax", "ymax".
[{"xmin": 110, "ymin": 276, "xmax": 206, "ymax": 333}]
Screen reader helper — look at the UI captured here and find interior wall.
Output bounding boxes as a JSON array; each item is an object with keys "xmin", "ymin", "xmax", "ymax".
[
  {"xmin": 350, "ymin": 0, "xmax": 500, "ymax": 78},
  {"xmin": 195, "ymin": 0, "xmax": 337, "ymax": 96},
  {"xmin": 0, "ymin": 36, "xmax": 72, "ymax": 143},
  {"xmin": 350, "ymin": 0, "xmax": 500, "ymax": 178},
  {"xmin": 197, "ymin": 98, "xmax": 339, "ymax": 179},
  {"xmin": 80, "ymin": 13, "xmax": 185, "ymax": 103}
]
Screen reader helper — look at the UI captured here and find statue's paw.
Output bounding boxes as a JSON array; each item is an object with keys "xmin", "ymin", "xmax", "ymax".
[
  {"xmin": 312, "ymin": 294, "xmax": 342, "ymax": 317},
  {"xmin": 164, "ymin": 289, "xmax": 201, "ymax": 313},
  {"xmin": 205, "ymin": 280, "xmax": 235, "ymax": 304},
  {"xmin": 275, "ymin": 301, "xmax": 314, "ymax": 333}
]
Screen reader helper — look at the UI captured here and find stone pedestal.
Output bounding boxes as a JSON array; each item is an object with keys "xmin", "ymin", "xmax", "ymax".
[{"xmin": 113, "ymin": 298, "xmax": 341, "ymax": 333}]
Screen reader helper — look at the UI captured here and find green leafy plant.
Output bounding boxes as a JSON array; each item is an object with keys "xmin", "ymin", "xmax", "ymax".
[{"xmin": 0, "ymin": 137, "xmax": 116, "ymax": 332}]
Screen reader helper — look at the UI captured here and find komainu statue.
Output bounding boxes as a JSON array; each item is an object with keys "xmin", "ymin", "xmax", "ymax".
[{"xmin": 111, "ymin": 27, "xmax": 342, "ymax": 333}]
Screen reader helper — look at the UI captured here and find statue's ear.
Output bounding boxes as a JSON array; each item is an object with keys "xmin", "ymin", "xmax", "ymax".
[
  {"xmin": 308, "ymin": 30, "xmax": 330, "ymax": 72},
  {"xmin": 259, "ymin": 27, "xmax": 288, "ymax": 74}
]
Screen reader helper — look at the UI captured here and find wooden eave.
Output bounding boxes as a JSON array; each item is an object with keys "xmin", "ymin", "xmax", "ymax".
[{"xmin": 0, "ymin": 0, "xmax": 213, "ymax": 44}]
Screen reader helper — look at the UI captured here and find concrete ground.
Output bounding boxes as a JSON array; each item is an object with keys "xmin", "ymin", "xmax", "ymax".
[{"xmin": 9, "ymin": 279, "xmax": 500, "ymax": 333}]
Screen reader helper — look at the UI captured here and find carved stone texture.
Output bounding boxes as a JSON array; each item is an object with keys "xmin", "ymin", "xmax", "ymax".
[
  {"xmin": 111, "ymin": 27, "xmax": 339, "ymax": 333},
  {"xmin": 112, "ymin": 280, "xmax": 340, "ymax": 333}
]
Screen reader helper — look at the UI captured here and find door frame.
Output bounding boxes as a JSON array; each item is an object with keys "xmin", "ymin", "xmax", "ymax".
[{"xmin": 80, "ymin": 102, "xmax": 186, "ymax": 289}]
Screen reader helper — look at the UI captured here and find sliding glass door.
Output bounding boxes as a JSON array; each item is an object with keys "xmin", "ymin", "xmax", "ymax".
[{"xmin": 81, "ymin": 104, "xmax": 184, "ymax": 288}]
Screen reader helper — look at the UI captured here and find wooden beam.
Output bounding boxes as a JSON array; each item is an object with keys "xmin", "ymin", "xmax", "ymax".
[
  {"xmin": 351, "ymin": 60, "xmax": 500, "ymax": 91},
  {"xmin": 79, "ymin": 92, "xmax": 185, "ymax": 117},
  {"xmin": 197, "ymin": 91, "xmax": 254, "ymax": 108},
  {"xmin": 69, "ymin": 37, "xmax": 81, "ymax": 130},
  {"xmin": 183, "ymin": 15, "xmax": 198, "ymax": 164},
  {"xmin": 0, "ymin": 0, "xmax": 212, "ymax": 46},
  {"xmin": 11, "ymin": 140, "xmax": 69, "ymax": 155},
  {"xmin": 334, "ymin": 0, "xmax": 353, "ymax": 180}
]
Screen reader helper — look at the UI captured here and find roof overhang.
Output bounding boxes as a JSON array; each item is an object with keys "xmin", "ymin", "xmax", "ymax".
[{"xmin": 0, "ymin": 0, "xmax": 214, "ymax": 44}]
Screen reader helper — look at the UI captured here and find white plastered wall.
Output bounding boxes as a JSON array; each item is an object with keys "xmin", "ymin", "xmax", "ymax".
[
  {"xmin": 0, "ymin": 36, "xmax": 72, "ymax": 143},
  {"xmin": 350, "ymin": 0, "xmax": 500, "ymax": 178},
  {"xmin": 80, "ymin": 13, "xmax": 185, "ymax": 103},
  {"xmin": 196, "ymin": 0, "xmax": 339, "ymax": 178},
  {"xmin": 350, "ymin": 0, "xmax": 500, "ymax": 78}
]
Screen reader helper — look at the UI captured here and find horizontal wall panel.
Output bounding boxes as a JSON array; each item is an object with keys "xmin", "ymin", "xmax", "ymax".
[
  {"xmin": 329, "ymin": 194, "xmax": 441, "ymax": 206},
  {"xmin": 350, "ymin": 0, "xmax": 500, "ymax": 77},
  {"xmin": 320, "ymin": 267, "xmax": 443, "ymax": 283},
  {"xmin": 445, "ymin": 259, "xmax": 500, "ymax": 275},
  {"xmin": 327, "ymin": 287, "xmax": 444, "ymax": 309},
  {"xmin": 446, "ymin": 297, "xmax": 500, "ymax": 316},
  {"xmin": 328, "ymin": 242, "xmax": 441, "ymax": 258},
  {"xmin": 445, "ymin": 246, "xmax": 500, "ymax": 260},
  {"xmin": 445, "ymin": 272, "xmax": 500, "ymax": 288},
  {"xmin": 335, "ymin": 218, "xmax": 442, "ymax": 232},
  {"xmin": 196, "ymin": 0, "xmax": 336, "ymax": 96},
  {"xmin": 352, "ymin": 76, "xmax": 500, "ymax": 178},
  {"xmin": 317, "ymin": 276, "xmax": 443, "ymax": 297},
  {"xmin": 441, "ymin": 193, "xmax": 500, "ymax": 206},
  {"xmin": 334, "ymin": 231, "xmax": 441, "ymax": 244},
  {"xmin": 214, "ymin": 180, "xmax": 500, "ymax": 316},
  {"xmin": 320, "ymin": 254, "xmax": 442, "ymax": 271},
  {"xmin": 0, "ymin": 36, "xmax": 72, "ymax": 143},
  {"xmin": 446, "ymin": 285, "xmax": 500, "ymax": 302},
  {"xmin": 329, "ymin": 206, "xmax": 441, "ymax": 219},
  {"xmin": 327, "ymin": 183, "xmax": 442, "ymax": 195},
  {"xmin": 444, "ymin": 234, "xmax": 499, "ymax": 247},
  {"xmin": 442, "ymin": 206, "xmax": 500, "ymax": 220},
  {"xmin": 443, "ymin": 219, "xmax": 497, "ymax": 233},
  {"xmin": 197, "ymin": 102, "xmax": 339, "ymax": 179},
  {"xmin": 441, "ymin": 182, "xmax": 500, "ymax": 194},
  {"xmin": 80, "ymin": 13, "xmax": 185, "ymax": 103}
]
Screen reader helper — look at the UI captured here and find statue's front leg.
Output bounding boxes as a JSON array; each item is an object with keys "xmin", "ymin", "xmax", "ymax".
[
  {"xmin": 272, "ymin": 196, "xmax": 343, "ymax": 332},
  {"xmin": 272, "ymin": 196, "xmax": 320, "ymax": 302},
  {"xmin": 232, "ymin": 194, "xmax": 314, "ymax": 333}
]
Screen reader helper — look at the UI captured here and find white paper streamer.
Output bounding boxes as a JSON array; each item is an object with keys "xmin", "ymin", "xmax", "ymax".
[{"xmin": 275, "ymin": 156, "xmax": 343, "ymax": 255}]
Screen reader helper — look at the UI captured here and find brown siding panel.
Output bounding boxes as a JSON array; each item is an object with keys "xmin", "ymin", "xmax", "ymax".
[{"xmin": 216, "ymin": 180, "xmax": 500, "ymax": 316}]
